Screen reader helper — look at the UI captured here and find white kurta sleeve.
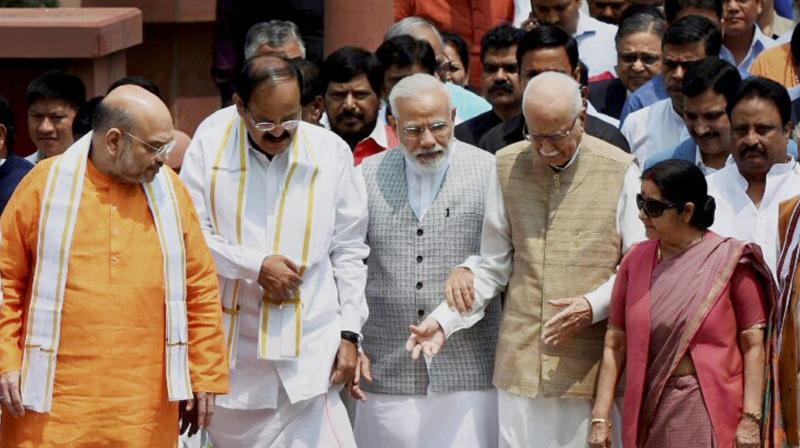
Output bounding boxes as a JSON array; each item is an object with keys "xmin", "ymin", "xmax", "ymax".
[
  {"xmin": 430, "ymin": 165, "xmax": 512, "ymax": 337},
  {"xmin": 180, "ymin": 134, "xmax": 268, "ymax": 282},
  {"xmin": 330, "ymin": 147, "xmax": 370, "ymax": 334},
  {"xmin": 583, "ymin": 162, "xmax": 646, "ymax": 323}
]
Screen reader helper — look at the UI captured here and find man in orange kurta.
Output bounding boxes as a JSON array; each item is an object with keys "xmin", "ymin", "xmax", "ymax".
[{"xmin": 0, "ymin": 85, "xmax": 229, "ymax": 447}]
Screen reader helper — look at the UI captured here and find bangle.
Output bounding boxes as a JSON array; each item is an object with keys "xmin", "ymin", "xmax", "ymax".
[
  {"xmin": 743, "ymin": 410, "xmax": 763, "ymax": 422},
  {"xmin": 591, "ymin": 418, "xmax": 612, "ymax": 428}
]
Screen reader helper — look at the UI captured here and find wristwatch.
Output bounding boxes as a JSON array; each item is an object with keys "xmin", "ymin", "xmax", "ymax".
[{"xmin": 341, "ymin": 330, "xmax": 360, "ymax": 348}]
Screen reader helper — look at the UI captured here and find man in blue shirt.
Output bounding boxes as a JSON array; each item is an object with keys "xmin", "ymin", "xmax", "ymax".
[{"xmin": 0, "ymin": 96, "xmax": 33, "ymax": 214}]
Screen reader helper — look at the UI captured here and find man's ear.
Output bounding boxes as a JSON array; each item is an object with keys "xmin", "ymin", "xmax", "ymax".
[
  {"xmin": 105, "ymin": 128, "xmax": 124, "ymax": 156},
  {"xmin": 0, "ymin": 124, "xmax": 7, "ymax": 153},
  {"xmin": 233, "ymin": 93, "xmax": 245, "ymax": 118},
  {"xmin": 310, "ymin": 96, "xmax": 324, "ymax": 124}
]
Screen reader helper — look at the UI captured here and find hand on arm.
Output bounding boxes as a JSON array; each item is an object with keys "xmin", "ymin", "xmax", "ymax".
[{"xmin": 445, "ymin": 267, "xmax": 476, "ymax": 313}]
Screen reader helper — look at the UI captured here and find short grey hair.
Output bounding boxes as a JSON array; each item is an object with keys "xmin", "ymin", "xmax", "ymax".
[
  {"xmin": 522, "ymin": 72, "xmax": 583, "ymax": 123},
  {"xmin": 389, "ymin": 73, "xmax": 452, "ymax": 120},
  {"xmin": 244, "ymin": 20, "xmax": 306, "ymax": 60},
  {"xmin": 385, "ymin": 17, "xmax": 444, "ymax": 51}
]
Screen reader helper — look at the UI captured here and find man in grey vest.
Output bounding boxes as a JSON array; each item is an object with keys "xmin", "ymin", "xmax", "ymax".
[
  {"xmin": 355, "ymin": 73, "xmax": 501, "ymax": 447},
  {"xmin": 409, "ymin": 72, "xmax": 646, "ymax": 447}
]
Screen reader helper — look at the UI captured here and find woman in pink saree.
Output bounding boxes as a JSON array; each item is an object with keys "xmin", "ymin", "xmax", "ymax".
[{"xmin": 589, "ymin": 160, "xmax": 789, "ymax": 447}]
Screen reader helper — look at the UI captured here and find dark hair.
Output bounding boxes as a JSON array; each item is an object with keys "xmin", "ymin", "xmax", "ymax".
[
  {"xmin": 108, "ymin": 76, "xmax": 162, "ymax": 100},
  {"xmin": 516, "ymin": 26, "xmax": 579, "ymax": 72},
  {"xmin": 321, "ymin": 47, "xmax": 383, "ymax": 96},
  {"xmin": 376, "ymin": 35, "xmax": 436, "ymax": 76},
  {"xmin": 26, "ymin": 70, "xmax": 86, "ymax": 110},
  {"xmin": 579, "ymin": 61, "xmax": 589, "ymax": 86},
  {"xmin": 727, "ymin": 76, "xmax": 792, "ymax": 126},
  {"xmin": 643, "ymin": 159, "xmax": 716, "ymax": 229},
  {"xmin": 790, "ymin": 22, "xmax": 800, "ymax": 67},
  {"xmin": 291, "ymin": 58, "xmax": 322, "ymax": 106},
  {"xmin": 615, "ymin": 7, "xmax": 667, "ymax": 46},
  {"xmin": 0, "ymin": 95, "xmax": 15, "ymax": 151},
  {"xmin": 442, "ymin": 32, "xmax": 471, "ymax": 72},
  {"xmin": 682, "ymin": 57, "xmax": 740, "ymax": 106},
  {"xmin": 235, "ymin": 55, "xmax": 301, "ymax": 106},
  {"xmin": 72, "ymin": 96, "xmax": 104, "ymax": 140},
  {"xmin": 91, "ymin": 98, "xmax": 134, "ymax": 135},
  {"xmin": 664, "ymin": 0, "xmax": 722, "ymax": 23},
  {"xmin": 480, "ymin": 25, "xmax": 526, "ymax": 63},
  {"xmin": 662, "ymin": 15, "xmax": 722, "ymax": 57}
]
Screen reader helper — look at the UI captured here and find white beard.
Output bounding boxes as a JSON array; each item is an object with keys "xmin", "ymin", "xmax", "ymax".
[{"xmin": 401, "ymin": 141, "xmax": 452, "ymax": 175}]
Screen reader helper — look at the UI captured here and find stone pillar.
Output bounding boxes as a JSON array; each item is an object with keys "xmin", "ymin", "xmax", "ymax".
[{"xmin": 324, "ymin": 0, "xmax": 394, "ymax": 55}]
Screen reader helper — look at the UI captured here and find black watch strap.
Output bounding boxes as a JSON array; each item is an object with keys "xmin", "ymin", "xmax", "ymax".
[{"xmin": 341, "ymin": 330, "xmax": 360, "ymax": 347}]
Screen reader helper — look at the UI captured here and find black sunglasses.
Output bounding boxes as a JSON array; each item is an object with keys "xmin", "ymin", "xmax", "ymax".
[{"xmin": 636, "ymin": 193, "xmax": 680, "ymax": 218}]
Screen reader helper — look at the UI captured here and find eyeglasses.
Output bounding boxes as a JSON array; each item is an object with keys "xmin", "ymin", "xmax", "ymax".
[
  {"xmin": 124, "ymin": 131, "xmax": 176, "ymax": 158},
  {"xmin": 247, "ymin": 109, "xmax": 301, "ymax": 133},
  {"xmin": 619, "ymin": 52, "xmax": 661, "ymax": 67},
  {"xmin": 402, "ymin": 121, "xmax": 451, "ymax": 139},
  {"xmin": 636, "ymin": 193, "xmax": 680, "ymax": 218},
  {"xmin": 524, "ymin": 114, "xmax": 579, "ymax": 143}
]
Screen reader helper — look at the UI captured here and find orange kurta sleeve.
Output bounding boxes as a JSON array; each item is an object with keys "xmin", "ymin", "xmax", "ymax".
[
  {"xmin": 172, "ymin": 170, "xmax": 229, "ymax": 394},
  {"xmin": 0, "ymin": 162, "xmax": 48, "ymax": 375}
]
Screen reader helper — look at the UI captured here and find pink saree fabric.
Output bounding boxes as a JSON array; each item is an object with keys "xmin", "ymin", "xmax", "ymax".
[
  {"xmin": 609, "ymin": 233, "xmax": 771, "ymax": 447},
  {"xmin": 642, "ymin": 375, "xmax": 715, "ymax": 448}
]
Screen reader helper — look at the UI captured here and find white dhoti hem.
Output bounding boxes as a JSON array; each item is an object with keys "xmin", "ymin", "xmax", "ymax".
[
  {"xmin": 209, "ymin": 386, "xmax": 356, "ymax": 448},
  {"xmin": 354, "ymin": 389, "xmax": 498, "ymax": 448},
  {"xmin": 498, "ymin": 390, "xmax": 622, "ymax": 448}
]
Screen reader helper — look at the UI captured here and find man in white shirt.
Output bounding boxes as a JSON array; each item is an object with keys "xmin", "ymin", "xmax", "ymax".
[
  {"xmin": 194, "ymin": 20, "xmax": 306, "ymax": 136},
  {"xmin": 180, "ymin": 55, "xmax": 369, "ymax": 447},
  {"xmin": 646, "ymin": 57, "xmax": 741, "ymax": 174},
  {"xmin": 355, "ymin": 73, "xmax": 501, "ymax": 448},
  {"xmin": 708, "ymin": 76, "xmax": 800, "ymax": 275},
  {"xmin": 622, "ymin": 15, "xmax": 722, "ymax": 166},
  {"xmin": 409, "ymin": 72, "xmax": 646, "ymax": 448},
  {"xmin": 720, "ymin": 0, "xmax": 777, "ymax": 76},
  {"xmin": 528, "ymin": 0, "xmax": 618, "ymax": 77}
]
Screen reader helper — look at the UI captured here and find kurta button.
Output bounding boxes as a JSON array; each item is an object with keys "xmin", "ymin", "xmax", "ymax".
[
  {"xmin": 418, "ymin": 309, "xmax": 425, "ymax": 317},
  {"xmin": 416, "ymin": 255, "xmax": 423, "ymax": 263},
  {"xmin": 417, "ymin": 228, "xmax": 424, "ymax": 236},
  {"xmin": 416, "ymin": 282, "xmax": 423, "ymax": 289}
]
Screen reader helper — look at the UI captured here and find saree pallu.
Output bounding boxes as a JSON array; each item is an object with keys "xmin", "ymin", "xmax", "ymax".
[{"xmin": 609, "ymin": 232, "xmax": 790, "ymax": 447}]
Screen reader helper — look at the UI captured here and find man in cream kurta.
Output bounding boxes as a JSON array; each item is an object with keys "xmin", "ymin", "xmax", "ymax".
[
  {"xmin": 412, "ymin": 72, "xmax": 646, "ymax": 448},
  {"xmin": 0, "ymin": 86, "xmax": 228, "ymax": 447},
  {"xmin": 707, "ymin": 77, "xmax": 800, "ymax": 277},
  {"xmin": 181, "ymin": 56, "xmax": 369, "ymax": 447}
]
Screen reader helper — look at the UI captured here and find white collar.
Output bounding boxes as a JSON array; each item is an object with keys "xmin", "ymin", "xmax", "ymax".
[
  {"xmin": 551, "ymin": 146, "xmax": 582, "ymax": 172},
  {"xmin": 693, "ymin": 145, "xmax": 734, "ymax": 175},
  {"xmin": 362, "ymin": 119, "xmax": 389, "ymax": 148},
  {"xmin": 575, "ymin": 10, "xmax": 605, "ymax": 37},
  {"xmin": 733, "ymin": 153, "xmax": 798, "ymax": 189}
]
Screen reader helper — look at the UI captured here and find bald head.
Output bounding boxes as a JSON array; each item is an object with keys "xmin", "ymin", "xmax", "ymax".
[
  {"xmin": 91, "ymin": 85, "xmax": 175, "ymax": 184},
  {"xmin": 94, "ymin": 85, "xmax": 172, "ymax": 137},
  {"xmin": 522, "ymin": 71, "xmax": 582, "ymax": 125}
]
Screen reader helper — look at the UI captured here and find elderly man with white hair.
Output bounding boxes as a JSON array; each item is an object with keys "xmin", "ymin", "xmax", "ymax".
[
  {"xmin": 411, "ymin": 71, "xmax": 645, "ymax": 447},
  {"xmin": 355, "ymin": 73, "xmax": 501, "ymax": 447}
]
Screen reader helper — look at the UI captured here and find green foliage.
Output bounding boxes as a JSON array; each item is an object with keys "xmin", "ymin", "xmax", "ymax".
[{"xmin": 0, "ymin": 0, "xmax": 60, "ymax": 6}]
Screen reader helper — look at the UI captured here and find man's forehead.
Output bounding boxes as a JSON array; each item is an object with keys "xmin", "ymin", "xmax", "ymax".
[
  {"xmin": 327, "ymin": 75, "xmax": 375, "ymax": 93},
  {"xmin": 484, "ymin": 46, "xmax": 518, "ymax": 62},
  {"xmin": 663, "ymin": 42, "xmax": 707, "ymax": 59},
  {"xmin": 532, "ymin": 0, "xmax": 574, "ymax": 7},
  {"xmin": 732, "ymin": 97, "xmax": 781, "ymax": 120},
  {"xmin": 29, "ymin": 99, "xmax": 76, "ymax": 113}
]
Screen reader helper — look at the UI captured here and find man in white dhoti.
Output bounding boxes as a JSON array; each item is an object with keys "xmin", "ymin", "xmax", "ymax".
[
  {"xmin": 355, "ymin": 74, "xmax": 501, "ymax": 447},
  {"xmin": 409, "ymin": 72, "xmax": 646, "ymax": 448},
  {"xmin": 180, "ymin": 55, "xmax": 369, "ymax": 447}
]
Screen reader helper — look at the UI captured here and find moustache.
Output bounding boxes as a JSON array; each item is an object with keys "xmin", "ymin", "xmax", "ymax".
[
  {"xmin": 336, "ymin": 110, "xmax": 364, "ymax": 122},
  {"xmin": 740, "ymin": 145, "xmax": 766, "ymax": 159},
  {"xmin": 695, "ymin": 131, "xmax": 719, "ymax": 140},
  {"xmin": 489, "ymin": 82, "xmax": 514, "ymax": 94},
  {"xmin": 264, "ymin": 131, "xmax": 291, "ymax": 143}
]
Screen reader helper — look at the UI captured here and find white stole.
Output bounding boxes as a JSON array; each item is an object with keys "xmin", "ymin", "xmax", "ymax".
[
  {"xmin": 208, "ymin": 118, "xmax": 319, "ymax": 363},
  {"xmin": 20, "ymin": 132, "xmax": 191, "ymax": 413}
]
